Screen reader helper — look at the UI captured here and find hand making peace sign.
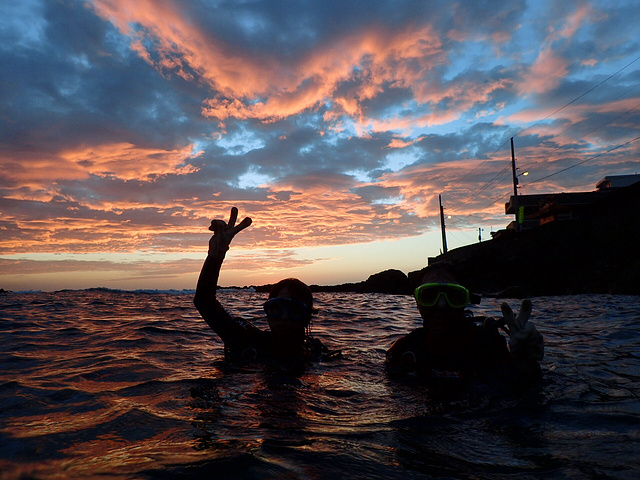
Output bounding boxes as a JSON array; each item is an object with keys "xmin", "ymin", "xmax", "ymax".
[
  {"xmin": 208, "ymin": 207, "xmax": 252, "ymax": 258},
  {"xmin": 501, "ymin": 299, "xmax": 544, "ymax": 370}
]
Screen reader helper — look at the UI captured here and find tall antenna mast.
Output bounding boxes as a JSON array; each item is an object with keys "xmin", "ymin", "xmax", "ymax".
[
  {"xmin": 510, "ymin": 137, "xmax": 519, "ymax": 232},
  {"xmin": 439, "ymin": 194, "xmax": 448, "ymax": 254}
]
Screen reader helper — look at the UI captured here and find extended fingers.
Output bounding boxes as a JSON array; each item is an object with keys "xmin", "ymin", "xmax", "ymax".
[
  {"xmin": 501, "ymin": 302, "xmax": 515, "ymax": 326},
  {"xmin": 516, "ymin": 299, "xmax": 532, "ymax": 328},
  {"xmin": 228, "ymin": 207, "xmax": 238, "ymax": 228},
  {"xmin": 502, "ymin": 302, "xmax": 521, "ymax": 335},
  {"xmin": 208, "ymin": 209, "xmax": 252, "ymax": 240},
  {"xmin": 509, "ymin": 322, "xmax": 544, "ymax": 361},
  {"xmin": 231, "ymin": 216, "xmax": 252, "ymax": 235},
  {"xmin": 208, "ymin": 206, "xmax": 242, "ymax": 232},
  {"xmin": 502, "ymin": 299, "xmax": 533, "ymax": 334}
]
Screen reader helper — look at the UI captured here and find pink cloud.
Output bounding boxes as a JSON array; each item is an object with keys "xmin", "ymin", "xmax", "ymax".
[
  {"xmin": 506, "ymin": 96, "xmax": 640, "ymax": 129},
  {"xmin": 518, "ymin": 47, "xmax": 569, "ymax": 95},
  {"xmin": 555, "ymin": 4, "xmax": 594, "ymax": 40},
  {"xmin": 516, "ymin": 5, "xmax": 594, "ymax": 97},
  {"xmin": 387, "ymin": 138, "xmax": 415, "ymax": 149}
]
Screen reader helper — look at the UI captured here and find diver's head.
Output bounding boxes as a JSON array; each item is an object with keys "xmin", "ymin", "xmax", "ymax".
[
  {"xmin": 264, "ymin": 278, "xmax": 314, "ymax": 337},
  {"xmin": 419, "ymin": 263, "xmax": 458, "ymax": 285},
  {"xmin": 416, "ymin": 265, "xmax": 468, "ymax": 329}
]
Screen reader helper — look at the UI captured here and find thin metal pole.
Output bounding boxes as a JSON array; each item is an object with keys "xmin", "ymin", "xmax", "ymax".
[
  {"xmin": 439, "ymin": 194, "xmax": 448, "ymax": 253},
  {"xmin": 510, "ymin": 137, "xmax": 519, "ymax": 231}
]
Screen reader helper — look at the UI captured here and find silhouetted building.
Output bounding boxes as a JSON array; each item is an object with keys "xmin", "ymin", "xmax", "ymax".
[
  {"xmin": 596, "ymin": 174, "xmax": 640, "ymax": 190},
  {"xmin": 502, "ymin": 173, "xmax": 640, "ymax": 232}
]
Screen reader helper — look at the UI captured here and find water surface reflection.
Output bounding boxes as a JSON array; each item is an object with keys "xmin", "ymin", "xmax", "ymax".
[{"xmin": 1, "ymin": 291, "xmax": 639, "ymax": 479}]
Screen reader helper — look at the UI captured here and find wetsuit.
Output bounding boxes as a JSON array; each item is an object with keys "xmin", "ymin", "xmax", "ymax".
[
  {"xmin": 194, "ymin": 211, "xmax": 338, "ymax": 368},
  {"xmin": 197, "ymin": 296, "xmax": 332, "ymax": 364},
  {"xmin": 385, "ymin": 316, "xmax": 514, "ymax": 381}
]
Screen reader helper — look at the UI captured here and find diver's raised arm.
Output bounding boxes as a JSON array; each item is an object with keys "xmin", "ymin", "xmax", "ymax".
[{"xmin": 194, "ymin": 207, "xmax": 252, "ymax": 339}]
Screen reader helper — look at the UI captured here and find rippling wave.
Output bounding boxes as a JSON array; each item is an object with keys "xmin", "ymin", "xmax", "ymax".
[{"xmin": 1, "ymin": 290, "xmax": 639, "ymax": 479}]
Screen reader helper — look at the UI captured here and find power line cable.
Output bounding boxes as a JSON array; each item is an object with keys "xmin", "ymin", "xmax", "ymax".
[
  {"xmin": 478, "ymin": 192, "xmax": 512, "ymax": 211},
  {"xmin": 455, "ymin": 137, "xmax": 512, "ymax": 185},
  {"xmin": 551, "ymin": 97, "xmax": 640, "ymax": 147},
  {"xmin": 528, "ymin": 134, "xmax": 640, "ymax": 184},
  {"xmin": 513, "ymin": 54, "xmax": 640, "ymax": 139},
  {"xmin": 433, "ymin": 54, "xmax": 640, "ymax": 226},
  {"xmin": 455, "ymin": 133, "xmax": 640, "ymax": 212},
  {"xmin": 449, "ymin": 54, "xmax": 640, "ymax": 207},
  {"xmin": 513, "ymin": 90, "xmax": 640, "ymax": 177}
]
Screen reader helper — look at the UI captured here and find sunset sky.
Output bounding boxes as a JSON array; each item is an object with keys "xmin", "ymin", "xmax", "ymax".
[{"xmin": 1, "ymin": 0, "xmax": 639, "ymax": 291}]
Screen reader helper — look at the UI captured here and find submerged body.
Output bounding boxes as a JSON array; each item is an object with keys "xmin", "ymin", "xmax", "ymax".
[
  {"xmin": 386, "ymin": 314, "xmax": 527, "ymax": 382},
  {"xmin": 196, "ymin": 288, "xmax": 332, "ymax": 365}
]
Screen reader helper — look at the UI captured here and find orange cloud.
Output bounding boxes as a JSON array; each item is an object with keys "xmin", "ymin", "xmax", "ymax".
[
  {"xmin": 91, "ymin": 0, "xmax": 274, "ymax": 95},
  {"xmin": 59, "ymin": 143, "xmax": 198, "ymax": 180},
  {"xmin": 0, "ymin": 143, "xmax": 201, "ymax": 212},
  {"xmin": 92, "ymin": 1, "xmax": 529, "ymax": 135},
  {"xmin": 1, "ymin": 142, "xmax": 198, "ymax": 195},
  {"xmin": 387, "ymin": 138, "xmax": 415, "ymax": 149},
  {"xmin": 90, "ymin": 1, "xmax": 448, "ymax": 126},
  {"xmin": 1, "ymin": 151, "xmax": 90, "ymax": 187},
  {"xmin": 7, "ymin": 135, "xmax": 631, "ymax": 258}
]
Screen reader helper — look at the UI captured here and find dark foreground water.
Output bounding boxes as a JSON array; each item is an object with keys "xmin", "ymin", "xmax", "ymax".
[{"xmin": 1, "ymin": 290, "xmax": 639, "ymax": 480}]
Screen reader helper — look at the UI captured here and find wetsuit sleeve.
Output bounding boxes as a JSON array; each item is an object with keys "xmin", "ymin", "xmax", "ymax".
[
  {"xmin": 193, "ymin": 242, "xmax": 255, "ymax": 345},
  {"xmin": 385, "ymin": 336, "xmax": 406, "ymax": 367},
  {"xmin": 385, "ymin": 330, "xmax": 421, "ymax": 372},
  {"xmin": 307, "ymin": 336, "xmax": 342, "ymax": 360}
]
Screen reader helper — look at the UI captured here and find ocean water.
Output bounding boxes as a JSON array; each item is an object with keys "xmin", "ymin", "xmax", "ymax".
[{"xmin": 1, "ymin": 290, "xmax": 639, "ymax": 480}]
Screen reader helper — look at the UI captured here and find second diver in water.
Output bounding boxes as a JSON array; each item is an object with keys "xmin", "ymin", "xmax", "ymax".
[
  {"xmin": 194, "ymin": 207, "xmax": 338, "ymax": 369},
  {"xmin": 386, "ymin": 264, "xmax": 544, "ymax": 382}
]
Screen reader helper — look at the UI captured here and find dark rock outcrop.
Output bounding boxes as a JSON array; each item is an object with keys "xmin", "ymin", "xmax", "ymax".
[
  {"xmin": 358, "ymin": 269, "xmax": 410, "ymax": 294},
  {"xmin": 311, "ymin": 269, "xmax": 411, "ymax": 295}
]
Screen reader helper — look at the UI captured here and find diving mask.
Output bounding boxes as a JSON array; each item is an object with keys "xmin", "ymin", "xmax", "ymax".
[
  {"xmin": 414, "ymin": 282, "xmax": 470, "ymax": 309},
  {"xmin": 263, "ymin": 298, "xmax": 311, "ymax": 322}
]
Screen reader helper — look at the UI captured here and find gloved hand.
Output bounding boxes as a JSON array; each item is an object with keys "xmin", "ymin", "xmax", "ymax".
[
  {"xmin": 208, "ymin": 207, "xmax": 252, "ymax": 258},
  {"xmin": 501, "ymin": 299, "xmax": 544, "ymax": 372}
]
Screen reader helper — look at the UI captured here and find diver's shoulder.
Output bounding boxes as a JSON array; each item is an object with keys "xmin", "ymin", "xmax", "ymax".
[{"xmin": 387, "ymin": 327, "xmax": 425, "ymax": 351}]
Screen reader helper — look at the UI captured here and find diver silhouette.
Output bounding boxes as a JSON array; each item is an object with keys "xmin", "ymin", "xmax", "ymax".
[
  {"xmin": 194, "ymin": 207, "xmax": 337, "ymax": 368},
  {"xmin": 386, "ymin": 264, "xmax": 544, "ymax": 381}
]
